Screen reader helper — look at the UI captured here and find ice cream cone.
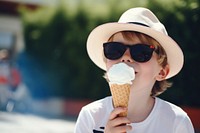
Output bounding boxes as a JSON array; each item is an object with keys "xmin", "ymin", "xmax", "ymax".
[
  {"xmin": 106, "ymin": 63, "xmax": 135, "ymax": 117},
  {"xmin": 110, "ymin": 83, "xmax": 131, "ymax": 117}
]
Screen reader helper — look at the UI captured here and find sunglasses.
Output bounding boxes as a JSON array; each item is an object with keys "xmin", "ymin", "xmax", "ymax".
[{"xmin": 103, "ymin": 42, "xmax": 155, "ymax": 63}]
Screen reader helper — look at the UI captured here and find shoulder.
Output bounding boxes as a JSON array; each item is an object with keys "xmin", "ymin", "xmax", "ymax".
[
  {"xmin": 81, "ymin": 97, "xmax": 113, "ymax": 117},
  {"xmin": 74, "ymin": 96, "xmax": 113, "ymax": 132},
  {"xmin": 82, "ymin": 96, "xmax": 113, "ymax": 114},
  {"xmin": 156, "ymin": 97, "xmax": 187, "ymax": 117},
  {"xmin": 156, "ymin": 98, "xmax": 194, "ymax": 132},
  {"xmin": 78, "ymin": 96, "xmax": 113, "ymax": 124}
]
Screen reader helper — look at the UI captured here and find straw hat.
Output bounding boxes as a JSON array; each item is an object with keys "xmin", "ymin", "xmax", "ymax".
[{"xmin": 87, "ymin": 7, "xmax": 184, "ymax": 79}]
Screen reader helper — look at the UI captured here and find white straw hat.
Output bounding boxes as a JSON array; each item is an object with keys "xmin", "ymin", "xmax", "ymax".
[{"xmin": 87, "ymin": 7, "xmax": 184, "ymax": 79}]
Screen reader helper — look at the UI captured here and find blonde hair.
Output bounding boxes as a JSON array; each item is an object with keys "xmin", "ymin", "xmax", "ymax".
[{"xmin": 108, "ymin": 31, "xmax": 172, "ymax": 96}]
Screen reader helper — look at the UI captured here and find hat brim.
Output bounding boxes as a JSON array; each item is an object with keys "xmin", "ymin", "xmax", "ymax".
[{"xmin": 87, "ymin": 23, "xmax": 184, "ymax": 79}]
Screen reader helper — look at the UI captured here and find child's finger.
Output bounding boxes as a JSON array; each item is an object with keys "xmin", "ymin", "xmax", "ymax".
[
  {"xmin": 105, "ymin": 117, "xmax": 132, "ymax": 133},
  {"xmin": 114, "ymin": 124, "xmax": 132, "ymax": 132},
  {"xmin": 109, "ymin": 107, "xmax": 127, "ymax": 120},
  {"xmin": 112, "ymin": 117, "xmax": 131, "ymax": 126}
]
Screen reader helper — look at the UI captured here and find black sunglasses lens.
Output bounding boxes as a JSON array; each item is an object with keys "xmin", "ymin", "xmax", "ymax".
[
  {"xmin": 103, "ymin": 42, "xmax": 126, "ymax": 60},
  {"xmin": 103, "ymin": 42, "xmax": 154, "ymax": 62},
  {"xmin": 130, "ymin": 45, "xmax": 154, "ymax": 62}
]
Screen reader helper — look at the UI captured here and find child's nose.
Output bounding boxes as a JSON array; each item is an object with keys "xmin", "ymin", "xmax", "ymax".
[{"xmin": 121, "ymin": 49, "xmax": 133, "ymax": 63}]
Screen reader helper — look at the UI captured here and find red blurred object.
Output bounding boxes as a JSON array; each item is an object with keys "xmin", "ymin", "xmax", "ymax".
[
  {"xmin": 0, "ymin": 0, "xmax": 38, "ymax": 16},
  {"xmin": 182, "ymin": 106, "xmax": 200, "ymax": 130},
  {"xmin": 0, "ymin": 76, "xmax": 8, "ymax": 84},
  {"xmin": 10, "ymin": 68, "xmax": 21, "ymax": 87},
  {"xmin": 0, "ymin": 66, "xmax": 21, "ymax": 88}
]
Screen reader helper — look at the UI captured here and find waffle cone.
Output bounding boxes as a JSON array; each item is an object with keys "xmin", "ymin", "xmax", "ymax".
[{"xmin": 110, "ymin": 83, "xmax": 131, "ymax": 117}]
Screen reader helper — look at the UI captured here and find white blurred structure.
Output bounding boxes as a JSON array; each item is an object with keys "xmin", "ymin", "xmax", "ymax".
[
  {"xmin": 0, "ymin": 16, "xmax": 24, "ymax": 54},
  {"xmin": 0, "ymin": 111, "xmax": 75, "ymax": 133}
]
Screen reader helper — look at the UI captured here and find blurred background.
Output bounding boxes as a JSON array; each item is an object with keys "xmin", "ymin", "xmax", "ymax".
[{"xmin": 0, "ymin": 0, "xmax": 199, "ymax": 132}]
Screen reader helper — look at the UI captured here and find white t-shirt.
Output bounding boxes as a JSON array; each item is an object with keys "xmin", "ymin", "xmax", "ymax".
[{"xmin": 74, "ymin": 96, "xmax": 194, "ymax": 133}]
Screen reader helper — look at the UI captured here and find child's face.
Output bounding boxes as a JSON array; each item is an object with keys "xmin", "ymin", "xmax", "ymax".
[{"xmin": 105, "ymin": 32, "xmax": 165, "ymax": 90}]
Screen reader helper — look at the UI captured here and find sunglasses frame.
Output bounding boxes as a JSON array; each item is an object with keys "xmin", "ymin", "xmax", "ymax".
[{"xmin": 103, "ymin": 42, "xmax": 155, "ymax": 63}]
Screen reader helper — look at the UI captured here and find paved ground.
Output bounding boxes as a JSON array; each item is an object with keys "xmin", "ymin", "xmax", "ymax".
[{"xmin": 0, "ymin": 111, "xmax": 76, "ymax": 133}]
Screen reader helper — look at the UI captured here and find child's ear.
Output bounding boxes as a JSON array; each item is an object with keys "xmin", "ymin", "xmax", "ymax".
[{"xmin": 156, "ymin": 65, "xmax": 170, "ymax": 81}]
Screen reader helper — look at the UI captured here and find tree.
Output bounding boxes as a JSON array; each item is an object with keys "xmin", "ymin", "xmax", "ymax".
[{"xmin": 20, "ymin": 0, "xmax": 200, "ymax": 107}]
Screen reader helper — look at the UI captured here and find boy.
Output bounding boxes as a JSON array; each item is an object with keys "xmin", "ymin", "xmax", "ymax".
[{"xmin": 74, "ymin": 7, "xmax": 194, "ymax": 133}]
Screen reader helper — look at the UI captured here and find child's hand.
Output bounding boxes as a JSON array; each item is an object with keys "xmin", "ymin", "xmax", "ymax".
[{"xmin": 104, "ymin": 107, "xmax": 132, "ymax": 133}]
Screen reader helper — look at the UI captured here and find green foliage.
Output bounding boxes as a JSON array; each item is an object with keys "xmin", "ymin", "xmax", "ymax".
[{"xmin": 20, "ymin": 0, "xmax": 200, "ymax": 106}]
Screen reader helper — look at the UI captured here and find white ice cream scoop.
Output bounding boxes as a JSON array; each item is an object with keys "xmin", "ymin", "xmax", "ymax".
[{"xmin": 107, "ymin": 63, "xmax": 135, "ymax": 85}]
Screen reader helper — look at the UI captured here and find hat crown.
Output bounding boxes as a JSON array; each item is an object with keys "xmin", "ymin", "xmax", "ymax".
[{"xmin": 118, "ymin": 7, "xmax": 168, "ymax": 35}]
